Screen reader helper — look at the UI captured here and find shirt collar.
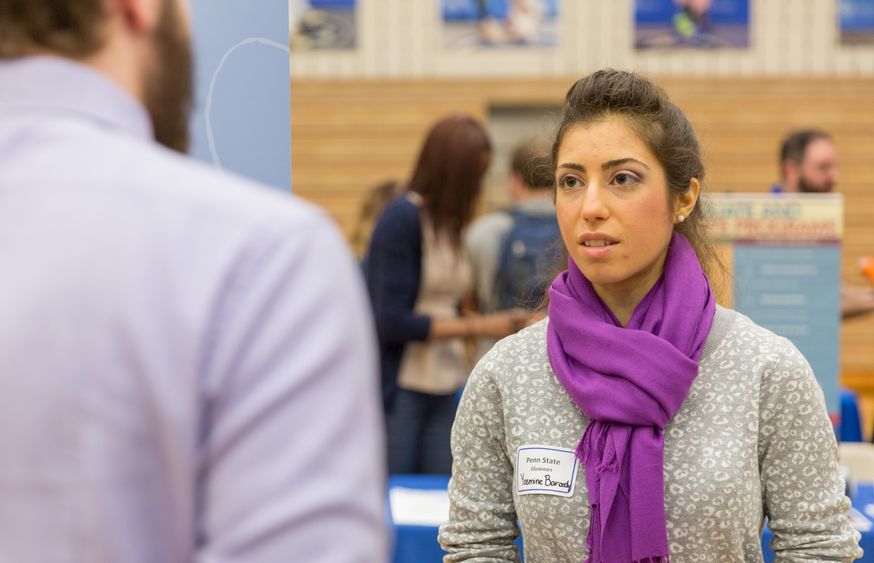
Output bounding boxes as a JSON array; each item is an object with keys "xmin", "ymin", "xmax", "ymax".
[{"xmin": 0, "ymin": 55, "xmax": 153, "ymax": 141}]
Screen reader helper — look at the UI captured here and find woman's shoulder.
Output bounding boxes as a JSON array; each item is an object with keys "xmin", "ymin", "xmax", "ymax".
[
  {"xmin": 468, "ymin": 318, "xmax": 552, "ymax": 390},
  {"xmin": 371, "ymin": 195, "xmax": 421, "ymax": 239},
  {"xmin": 705, "ymin": 306, "xmax": 811, "ymax": 377},
  {"xmin": 379, "ymin": 194, "xmax": 419, "ymax": 221},
  {"xmin": 464, "ymin": 317, "xmax": 577, "ymax": 423},
  {"xmin": 715, "ymin": 307, "xmax": 800, "ymax": 353},
  {"xmin": 482, "ymin": 317, "xmax": 549, "ymax": 366}
]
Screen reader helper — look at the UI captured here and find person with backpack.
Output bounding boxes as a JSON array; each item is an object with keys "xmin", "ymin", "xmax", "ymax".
[{"xmin": 466, "ymin": 140, "xmax": 562, "ymax": 360}]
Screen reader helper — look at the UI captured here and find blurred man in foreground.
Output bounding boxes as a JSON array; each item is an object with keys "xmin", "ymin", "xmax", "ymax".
[
  {"xmin": 778, "ymin": 130, "xmax": 874, "ymax": 319},
  {"xmin": 0, "ymin": 1, "xmax": 387, "ymax": 561}
]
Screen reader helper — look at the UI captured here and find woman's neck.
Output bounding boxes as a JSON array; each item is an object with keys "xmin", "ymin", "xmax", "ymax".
[
  {"xmin": 595, "ymin": 289, "xmax": 643, "ymax": 327},
  {"xmin": 590, "ymin": 249, "xmax": 670, "ymax": 327},
  {"xmin": 592, "ymin": 269, "xmax": 665, "ymax": 327}
]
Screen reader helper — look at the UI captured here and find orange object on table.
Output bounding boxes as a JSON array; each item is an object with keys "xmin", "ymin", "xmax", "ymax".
[{"xmin": 860, "ymin": 257, "xmax": 874, "ymax": 284}]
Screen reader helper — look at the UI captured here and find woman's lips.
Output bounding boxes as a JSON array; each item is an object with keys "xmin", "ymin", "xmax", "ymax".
[{"xmin": 578, "ymin": 234, "xmax": 618, "ymax": 258}]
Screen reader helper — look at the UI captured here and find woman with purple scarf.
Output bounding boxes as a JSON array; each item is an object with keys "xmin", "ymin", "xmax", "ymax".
[{"xmin": 439, "ymin": 70, "xmax": 861, "ymax": 561}]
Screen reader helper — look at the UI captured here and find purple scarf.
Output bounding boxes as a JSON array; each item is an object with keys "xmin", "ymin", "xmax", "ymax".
[{"xmin": 546, "ymin": 233, "xmax": 715, "ymax": 563}]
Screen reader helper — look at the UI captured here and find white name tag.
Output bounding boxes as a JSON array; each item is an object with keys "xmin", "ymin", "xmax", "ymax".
[{"xmin": 515, "ymin": 444, "xmax": 579, "ymax": 497}]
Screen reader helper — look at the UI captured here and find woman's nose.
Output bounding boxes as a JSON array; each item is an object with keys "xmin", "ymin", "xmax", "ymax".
[{"xmin": 581, "ymin": 183, "xmax": 609, "ymax": 223}]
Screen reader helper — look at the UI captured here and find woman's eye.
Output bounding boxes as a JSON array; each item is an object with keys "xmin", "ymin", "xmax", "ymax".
[
  {"xmin": 559, "ymin": 176, "xmax": 582, "ymax": 189},
  {"xmin": 613, "ymin": 172, "xmax": 640, "ymax": 187}
]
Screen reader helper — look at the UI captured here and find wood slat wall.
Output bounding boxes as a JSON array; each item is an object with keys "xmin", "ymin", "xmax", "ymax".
[{"xmin": 291, "ymin": 76, "xmax": 874, "ymax": 373}]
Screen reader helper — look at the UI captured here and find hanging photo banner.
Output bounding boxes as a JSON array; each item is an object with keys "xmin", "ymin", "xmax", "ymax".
[
  {"xmin": 189, "ymin": 0, "xmax": 291, "ymax": 192},
  {"xmin": 290, "ymin": 0, "xmax": 358, "ymax": 51},
  {"xmin": 441, "ymin": 0, "xmax": 559, "ymax": 48},
  {"xmin": 635, "ymin": 0, "xmax": 750, "ymax": 49},
  {"xmin": 840, "ymin": 0, "xmax": 874, "ymax": 46}
]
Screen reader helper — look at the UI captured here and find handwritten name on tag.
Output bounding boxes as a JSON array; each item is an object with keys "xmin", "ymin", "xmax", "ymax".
[{"xmin": 515, "ymin": 444, "xmax": 578, "ymax": 497}]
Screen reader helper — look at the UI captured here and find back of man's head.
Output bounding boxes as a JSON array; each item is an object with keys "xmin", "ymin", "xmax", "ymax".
[
  {"xmin": 0, "ymin": 1, "xmax": 107, "ymax": 59},
  {"xmin": 0, "ymin": 0, "xmax": 194, "ymax": 153},
  {"xmin": 511, "ymin": 142, "xmax": 554, "ymax": 192}
]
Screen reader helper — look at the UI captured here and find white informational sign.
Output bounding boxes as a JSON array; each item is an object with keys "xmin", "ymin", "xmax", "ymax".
[{"xmin": 709, "ymin": 193, "xmax": 843, "ymax": 419}]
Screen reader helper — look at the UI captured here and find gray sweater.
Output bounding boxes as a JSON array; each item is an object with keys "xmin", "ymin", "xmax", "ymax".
[{"xmin": 439, "ymin": 307, "xmax": 862, "ymax": 562}]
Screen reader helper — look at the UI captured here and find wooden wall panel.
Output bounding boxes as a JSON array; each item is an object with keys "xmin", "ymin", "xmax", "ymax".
[{"xmin": 291, "ymin": 76, "xmax": 874, "ymax": 374}]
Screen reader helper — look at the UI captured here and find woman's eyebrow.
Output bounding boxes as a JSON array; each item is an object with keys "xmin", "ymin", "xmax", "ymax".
[
  {"xmin": 557, "ymin": 158, "xmax": 650, "ymax": 172},
  {"xmin": 556, "ymin": 162, "xmax": 585, "ymax": 172},
  {"xmin": 602, "ymin": 157, "xmax": 650, "ymax": 171}
]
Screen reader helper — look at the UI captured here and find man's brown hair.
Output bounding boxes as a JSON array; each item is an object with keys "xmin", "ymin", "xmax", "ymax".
[
  {"xmin": 779, "ymin": 129, "xmax": 831, "ymax": 170},
  {"xmin": 511, "ymin": 141, "xmax": 554, "ymax": 191},
  {"xmin": 0, "ymin": 1, "xmax": 108, "ymax": 58}
]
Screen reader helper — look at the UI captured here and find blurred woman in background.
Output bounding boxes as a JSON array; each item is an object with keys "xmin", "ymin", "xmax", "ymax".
[{"xmin": 364, "ymin": 115, "xmax": 529, "ymax": 475}]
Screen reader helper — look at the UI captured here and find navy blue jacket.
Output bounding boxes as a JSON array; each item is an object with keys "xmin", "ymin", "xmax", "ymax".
[{"xmin": 363, "ymin": 196, "xmax": 431, "ymax": 409}]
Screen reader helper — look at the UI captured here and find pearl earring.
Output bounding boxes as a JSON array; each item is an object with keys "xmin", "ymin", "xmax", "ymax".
[{"xmin": 677, "ymin": 215, "xmax": 686, "ymax": 223}]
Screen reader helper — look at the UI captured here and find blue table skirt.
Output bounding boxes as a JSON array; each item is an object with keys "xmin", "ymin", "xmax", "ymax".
[
  {"xmin": 842, "ymin": 388, "xmax": 864, "ymax": 442},
  {"xmin": 390, "ymin": 475, "xmax": 874, "ymax": 563}
]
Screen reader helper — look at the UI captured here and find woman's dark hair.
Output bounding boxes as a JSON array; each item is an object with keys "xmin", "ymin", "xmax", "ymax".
[
  {"xmin": 551, "ymin": 69, "xmax": 721, "ymax": 280},
  {"xmin": 408, "ymin": 115, "xmax": 492, "ymax": 248}
]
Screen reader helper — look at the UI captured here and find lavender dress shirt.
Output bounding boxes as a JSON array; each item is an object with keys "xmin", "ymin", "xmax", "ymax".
[{"xmin": 0, "ymin": 56, "xmax": 387, "ymax": 562}]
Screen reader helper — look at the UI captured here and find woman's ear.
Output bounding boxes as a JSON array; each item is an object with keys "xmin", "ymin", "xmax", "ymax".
[{"xmin": 675, "ymin": 178, "xmax": 700, "ymax": 223}]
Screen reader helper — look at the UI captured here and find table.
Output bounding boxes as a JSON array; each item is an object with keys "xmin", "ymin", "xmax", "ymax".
[
  {"xmin": 390, "ymin": 475, "xmax": 874, "ymax": 563},
  {"xmin": 389, "ymin": 475, "xmax": 452, "ymax": 563}
]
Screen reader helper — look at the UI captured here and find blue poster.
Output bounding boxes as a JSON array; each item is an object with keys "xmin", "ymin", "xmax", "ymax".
[
  {"xmin": 441, "ymin": 0, "xmax": 559, "ymax": 48},
  {"xmin": 733, "ymin": 244, "xmax": 842, "ymax": 416},
  {"xmin": 290, "ymin": 0, "xmax": 358, "ymax": 50},
  {"xmin": 840, "ymin": 0, "xmax": 874, "ymax": 45},
  {"xmin": 188, "ymin": 0, "xmax": 291, "ymax": 192},
  {"xmin": 635, "ymin": 0, "xmax": 750, "ymax": 49}
]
